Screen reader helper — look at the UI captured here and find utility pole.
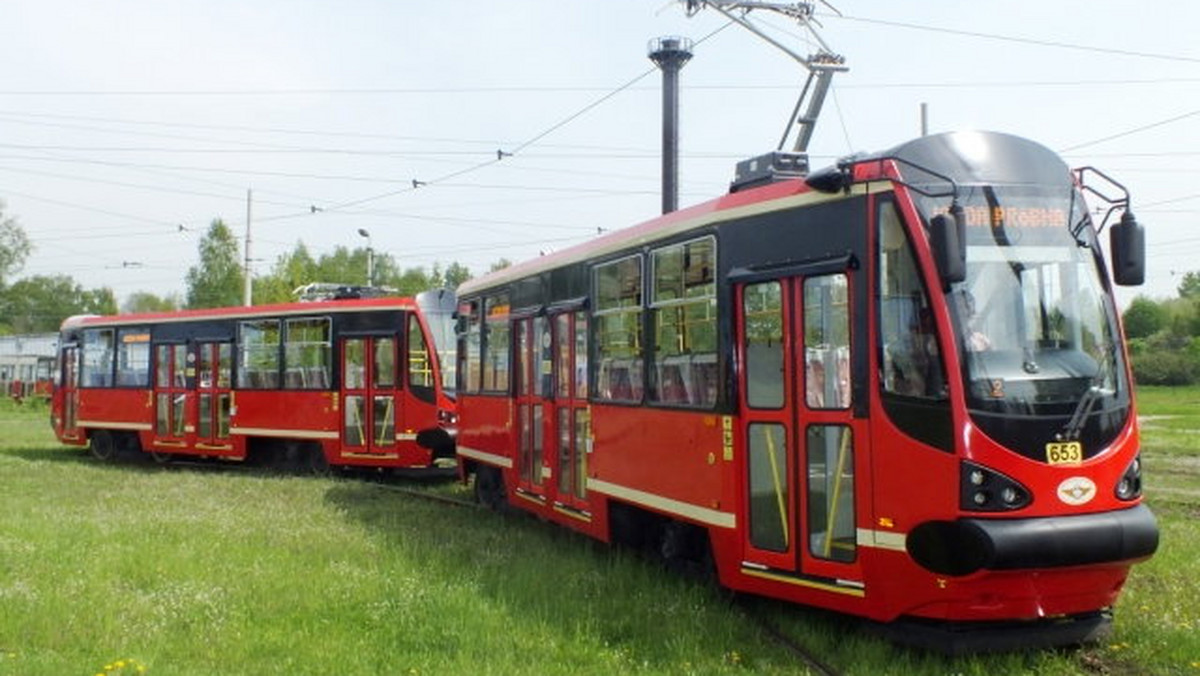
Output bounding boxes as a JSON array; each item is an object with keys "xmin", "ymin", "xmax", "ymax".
[
  {"xmin": 243, "ymin": 189, "xmax": 253, "ymax": 306},
  {"xmin": 649, "ymin": 36, "xmax": 693, "ymax": 215}
]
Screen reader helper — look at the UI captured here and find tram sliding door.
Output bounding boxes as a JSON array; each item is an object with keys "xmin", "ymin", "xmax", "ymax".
[
  {"xmin": 193, "ymin": 342, "xmax": 233, "ymax": 451},
  {"xmin": 340, "ymin": 336, "xmax": 400, "ymax": 459},
  {"xmin": 736, "ymin": 269, "xmax": 866, "ymax": 586},
  {"xmin": 514, "ymin": 315, "xmax": 550, "ymax": 500}
]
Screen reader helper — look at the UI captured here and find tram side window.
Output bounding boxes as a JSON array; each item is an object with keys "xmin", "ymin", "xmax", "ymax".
[
  {"xmin": 283, "ymin": 317, "xmax": 331, "ymax": 389},
  {"xmin": 878, "ymin": 202, "xmax": 944, "ymax": 399},
  {"xmin": 650, "ymin": 237, "xmax": 718, "ymax": 407},
  {"xmin": 482, "ymin": 294, "xmax": 510, "ymax": 393},
  {"xmin": 238, "ymin": 319, "xmax": 282, "ymax": 389},
  {"xmin": 116, "ymin": 329, "xmax": 151, "ymax": 387},
  {"xmin": 594, "ymin": 255, "xmax": 644, "ymax": 402},
  {"xmin": 81, "ymin": 328, "xmax": 115, "ymax": 387},
  {"xmin": 459, "ymin": 300, "xmax": 482, "ymax": 394}
]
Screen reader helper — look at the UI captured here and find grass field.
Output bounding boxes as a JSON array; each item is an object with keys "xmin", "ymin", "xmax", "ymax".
[{"xmin": 0, "ymin": 391, "xmax": 1196, "ymax": 675}]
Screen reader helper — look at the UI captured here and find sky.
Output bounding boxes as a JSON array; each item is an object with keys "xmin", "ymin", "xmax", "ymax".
[{"xmin": 1, "ymin": 0, "xmax": 1198, "ymax": 309}]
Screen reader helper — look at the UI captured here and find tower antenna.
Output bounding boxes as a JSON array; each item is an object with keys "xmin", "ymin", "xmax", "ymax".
[{"xmin": 682, "ymin": 1, "xmax": 847, "ymax": 152}]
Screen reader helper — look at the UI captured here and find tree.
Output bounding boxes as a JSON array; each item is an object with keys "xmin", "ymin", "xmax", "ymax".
[
  {"xmin": 121, "ymin": 291, "xmax": 181, "ymax": 314},
  {"xmin": 0, "ymin": 200, "xmax": 32, "ymax": 285},
  {"xmin": 0, "ymin": 275, "xmax": 116, "ymax": 333},
  {"xmin": 442, "ymin": 261, "xmax": 473, "ymax": 289},
  {"xmin": 1178, "ymin": 271, "xmax": 1200, "ymax": 300},
  {"xmin": 253, "ymin": 241, "xmax": 319, "ymax": 305},
  {"xmin": 185, "ymin": 219, "xmax": 244, "ymax": 309},
  {"xmin": 1122, "ymin": 296, "xmax": 1166, "ymax": 340}
]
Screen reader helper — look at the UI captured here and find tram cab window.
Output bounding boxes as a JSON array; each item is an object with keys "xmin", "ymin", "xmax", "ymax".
[
  {"xmin": 878, "ymin": 202, "xmax": 945, "ymax": 399},
  {"xmin": 594, "ymin": 255, "xmax": 644, "ymax": 402},
  {"xmin": 459, "ymin": 300, "xmax": 482, "ymax": 394}
]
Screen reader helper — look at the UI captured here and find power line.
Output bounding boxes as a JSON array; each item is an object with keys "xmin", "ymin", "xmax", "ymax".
[
  {"xmin": 834, "ymin": 14, "xmax": 1200, "ymax": 64},
  {"xmin": 1059, "ymin": 109, "xmax": 1200, "ymax": 153}
]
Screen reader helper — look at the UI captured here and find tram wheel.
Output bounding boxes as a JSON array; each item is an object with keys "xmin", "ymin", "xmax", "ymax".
[
  {"xmin": 308, "ymin": 444, "xmax": 331, "ymax": 476},
  {"xmin": 89, "ymin": 430, "xmax": 116, "ymax": 461},
  {"xmin": 149, "ymin": 450, "xmax": 174, "ymax": 465},
  {"xmin": 473, "ymin": 465, "xmax": 508, "ymax": 511}
]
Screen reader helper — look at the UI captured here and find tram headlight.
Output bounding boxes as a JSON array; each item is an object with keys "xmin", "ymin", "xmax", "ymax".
[
  {"xmin": 1115, "ymin": 453, "xmax": 1143, "ymax": 501},
  {"xmin": 960, "ymin": 461, "xmax": 1032, "ymax": 512}
]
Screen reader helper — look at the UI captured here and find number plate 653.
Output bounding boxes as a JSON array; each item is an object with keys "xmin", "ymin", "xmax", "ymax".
[{"xmin": 1046, "ymin": 441, "xmax": 1083, "ymax": 465}]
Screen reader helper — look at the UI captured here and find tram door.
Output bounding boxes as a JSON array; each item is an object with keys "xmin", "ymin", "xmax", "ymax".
[
  {"xmin": 153, "ymin": 343, "xmax": 189, "ymax": 447},
  {"xmin": 58, "ymin": 345, "xmax": 82, "ymax": 442},
  {"xmin": 550, "ymin": 310, "xmax": 590, "ymax": 512},
  {"xmin": 736, "ymin": 271, "xmax": 866, "ymax": 584},
  {"xmin": 341, "ymin": 336, "xmax": 399, "ymax": 458},
  {"xmin": 193, "ymin": 342, "xmax": 233, "ymax": 451},
  {"xmin": 514, "ymin": 316, "xmax": 550, "ymax": 499}
]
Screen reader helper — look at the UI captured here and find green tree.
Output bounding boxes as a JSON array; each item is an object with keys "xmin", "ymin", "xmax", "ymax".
[
  {"xmin": 1177, "ymin": 271, "xmax": 1200, "ymax": 300},
  {"xmin": 185, "ymin": 219, "xmax": 244, "ymax": 309},
  {"xmin": 1122, "ymin": 296, "xmax": 1167, "ymax": 340},
  {"xmin": 0, "ymin": 275, "xmax": 116, "ymax": 333},
  {"xmin": 254, "ymin": 241, "xmax": 320, "ymax": 305},
  {"xmin": 0, "ymin": 200, "xmax": 32, "ymax": 285},
  {"xmin": 442, "ymin": 261, "xmax": 473, "ymax": 289},
  {"xmin": 121, "ymin": 291, "xmax": 181, "ymax": 314}
]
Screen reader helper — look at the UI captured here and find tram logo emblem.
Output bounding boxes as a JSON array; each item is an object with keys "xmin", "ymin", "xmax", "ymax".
[{"xmin": 1057, "ymin": 477, "xmax": 1096, "ymax": 506}]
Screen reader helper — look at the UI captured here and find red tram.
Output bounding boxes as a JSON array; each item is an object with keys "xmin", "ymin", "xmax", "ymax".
[
  {"xmin": 454, "ymin": 131, "xmax": 1158, "ymax": 650},
  {"xmin": 51, "ymin": 289, "xmax": 457, "ymax": 472}
]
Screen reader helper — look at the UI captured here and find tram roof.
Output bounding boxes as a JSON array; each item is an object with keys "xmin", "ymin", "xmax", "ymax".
[
  {"xmin": 59, "ymin": 295, "xmax": 419, "ymax": 331},
  {"xmin": 457, "ymin": 131, "xmax": 1072, "ymax": 300}
]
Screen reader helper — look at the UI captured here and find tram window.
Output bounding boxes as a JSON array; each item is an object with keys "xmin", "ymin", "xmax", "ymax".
[
  {"xmin": 744, "ymin": 281, "xmax": 785, "ymax": 409},
  {"xmin": 408, "ymin": 314, "xmax": 437, "ymax": 396},
  {"xmin": 748, "ymin": 422, "xmax": 790, "ymax": 552},
  {"xmin": 283, "ymin": 318, "xmax": 331, "ymax": 389},
  {"xmin": 878, "ymin": 202, "xmax": 944, "ymax": 399},
  {"xmin": 115, "ymin": 329, "xmax": 151, "ymax": 387},
  {"xmin": 650, "ymin": 237, "xmax": 717, "ymax": 407},
  {"xmin": 807, "ymin": 424, "xmax": 856, "ymax": 563},
  {"xmin": 595, "ymin": 255, "xmax": 644, "ymax": 402},
  {"xmin": 803, "ymin": 275, "xmax": 851, "ymax": 409},
  {"xmin": 574, "ymin": 311, "xmax": 589, "ymax": 399},
  {"xmin": 81, "ymin": 328, "xmax": 115, "ymax": 388},
  {"xmin": 238, "ymin": 319, "xmax": 281, "ymax": 389},
  {"xmin": 482, "ymin": 294, "xmax": 510, "ymax": 393},
  {"xmin": 460, "ymin": 300, "xmax": 482, "ymax": 394}
]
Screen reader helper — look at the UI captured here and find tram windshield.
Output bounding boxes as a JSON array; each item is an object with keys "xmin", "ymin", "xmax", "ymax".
[
  {"xmin": 920, "ymin": 186, "xmax": 1130, "ymax": 458},
  {"xmin": 416, "ymin": 289, "xmax": 458, "ymax": 395}
]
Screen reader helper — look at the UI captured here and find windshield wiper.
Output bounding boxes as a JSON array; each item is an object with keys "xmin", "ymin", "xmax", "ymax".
[{"xmin": 1058, "ymin": 348, "xmax": 1112, "ymax": 441}]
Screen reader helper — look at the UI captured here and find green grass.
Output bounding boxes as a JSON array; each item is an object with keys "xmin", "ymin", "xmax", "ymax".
[{"xmin": 0, "ymin": 393, "xmax": 1197, "ymax": 675}]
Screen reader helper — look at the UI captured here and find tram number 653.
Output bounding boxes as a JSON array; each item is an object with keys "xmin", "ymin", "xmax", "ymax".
[{"xmin": 1046, "ymin": 441, "xmax": 1083, "ymax": 465}]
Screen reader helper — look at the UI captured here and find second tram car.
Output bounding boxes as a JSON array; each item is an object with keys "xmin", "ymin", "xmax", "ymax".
[
  {"xmin": 51, "ymin": 290, "xmax": 457, "ymax": 472},
  {"xmin": 454, "ymin": 131, "xmax": 1158, "ymax": 649}
]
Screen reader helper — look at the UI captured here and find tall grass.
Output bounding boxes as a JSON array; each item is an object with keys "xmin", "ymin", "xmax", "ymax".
[{"xmin": 0, "ymin": 394, "xmax": 1196, "ymax": 675}]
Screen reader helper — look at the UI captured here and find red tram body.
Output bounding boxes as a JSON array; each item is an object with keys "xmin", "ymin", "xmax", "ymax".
[
  {"xmin": 454, "ymin": 131, "xmax": 1158, "ymax": 649},
  {"xmin": 51, "ymin": 290, "xmax": 457, "ymax": 472}
]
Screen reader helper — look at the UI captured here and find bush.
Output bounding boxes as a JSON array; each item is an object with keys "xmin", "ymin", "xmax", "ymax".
[{"xmin": 1131, "ymin": 349, "xmax": 1200, "ymax": 385}]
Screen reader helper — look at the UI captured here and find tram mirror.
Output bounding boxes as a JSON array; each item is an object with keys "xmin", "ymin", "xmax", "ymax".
[
  {"xmin": 1110, "ymin": 211, "xmax": 1145, "ymax": 286},
  {"xmin": 931, "ymin": 210, "xmax": 967, "ymax": 287}
]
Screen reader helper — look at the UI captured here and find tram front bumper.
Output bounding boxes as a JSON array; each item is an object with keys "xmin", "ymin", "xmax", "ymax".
[{"xmin": 905, "ymin": 503, "xmax": 1158, "ymax": 576}]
